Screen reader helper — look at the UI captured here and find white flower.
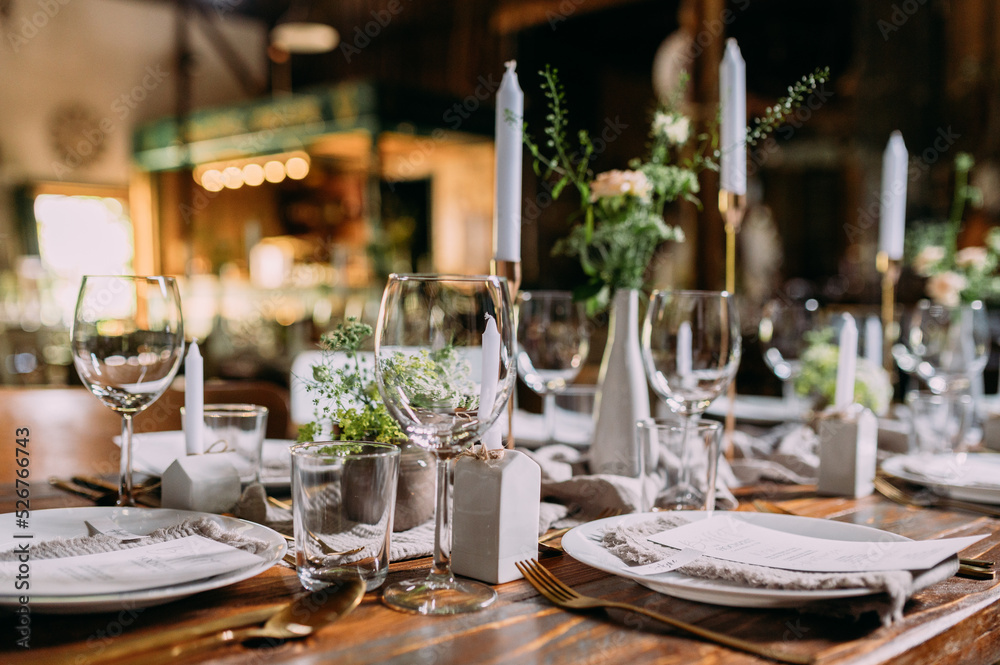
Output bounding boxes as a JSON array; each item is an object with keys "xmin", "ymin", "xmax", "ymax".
[
  {"xmin": 926, "ymin": 271, "xmax": 968, "ymax": 307},
  {"xmin": 589, "ymin": 170, "xmax": 652, "ymax": 202},
  {"xmin": 955, "ymin": 246, "xmax": 988, "ymax": 271},
  {"xmin": 912, "ymin": 245, "xmax": 945, "ymax": 276},
  {"xmin": 652, "ymin": 112, "xmax": 690, "ymax": 145}
]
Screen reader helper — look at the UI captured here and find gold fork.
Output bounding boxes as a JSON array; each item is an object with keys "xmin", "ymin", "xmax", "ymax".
[
  {"xmin": 873, "ymin": 475, "xmax": 1000, "ymax": 518},
  {"xmin": 538, "ymin": 507, "xmax": 623, "ymax": 549},
  {"xmin": 516, "ymin": 559, "xmax": 813, "ymax": 665}
]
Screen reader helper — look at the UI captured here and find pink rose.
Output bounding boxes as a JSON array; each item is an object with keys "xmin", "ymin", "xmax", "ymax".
[
  {"xmin": 589, "ymin": 170, "xmax": 652, "ymax": 202},
  {"xmin": 926, "ymin": 271, "xmax": 968, "ymax": 307},
  {"xmin": 912, "ymin": 245, "xmax": 944, "ymax": 276},
  {"xmin": 955, "ymin": 246, "xmax": 988, "ymax": 271}
]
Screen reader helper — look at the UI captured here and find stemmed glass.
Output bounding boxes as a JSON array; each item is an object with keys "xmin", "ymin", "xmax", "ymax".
[
  {"xmin": 892, "ymin": 299, "xmax": 990, "ymax": 395},
  {"xmin": 641, "ymin": 290, "xmax": 741, "ymax": 510},
  {"xmin": 516, "ymin": 291, "xmax": 590, "ymax": 443},
  {"xmin": 71, "ymin": 276, "xmax": 185, "ymax": 506},
  {"xmin": 374, "ymin": 274, "xmax": 516, "ymax": 615},
  {"xmin": 758, "ymin": 298, "xmax": 818, "ymax": 405}
]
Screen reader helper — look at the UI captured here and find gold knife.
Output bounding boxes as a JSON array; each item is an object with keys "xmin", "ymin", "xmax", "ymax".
[{"xmin": 28, "ymin": 603, "xmax": 287, "ymax": 665}]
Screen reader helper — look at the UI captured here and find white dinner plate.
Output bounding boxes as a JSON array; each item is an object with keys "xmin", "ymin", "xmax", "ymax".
[
  {"xmin": 882, "ymin": 453, "xmax": 1000, "ymax": 505},
  {"xmin": 117, "ymin": 431, "xmax": 296, "ymax": 489},
  {"xmin": 0, "ymin": 507, "xmax": 286, "ymax": 613},
  {"xmin": 561, "ymin": 512, "xmax": 910, "ymax": 608},
  {"xmin": 704, "ymin": 395, "xmax": 805, "ymax": 425}
]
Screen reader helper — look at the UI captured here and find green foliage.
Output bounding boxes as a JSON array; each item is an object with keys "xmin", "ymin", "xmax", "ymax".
[
  {"xmin": 745, "ymin": 67, "xmax": 831, "ymax": 147},
  {"xmin": 296, "ymin": 317, "xmax": 405, "ymax": 445},
  {"xmin": 378, "ymin": 346, "xmax": 478, "ymax": 410},
  {"xmin": 905, "ymin": 153, "xmax": 1000, "ymax": 305},
  {"xmin": 516, "ymin": 64, "xmax": 831, "ymax": 314},
  {"xmin": 793, "ymin": 329, "xmax": 892, "ymax": 415}
]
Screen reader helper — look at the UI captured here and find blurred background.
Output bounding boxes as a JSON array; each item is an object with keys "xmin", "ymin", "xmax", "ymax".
[{"xmin": 1, "ymin": 0, "xmax": 998, "ymax": 398}]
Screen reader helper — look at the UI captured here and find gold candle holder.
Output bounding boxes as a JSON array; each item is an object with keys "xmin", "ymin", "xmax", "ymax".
[
  {"xmin": 492, "ymin": 258, "xmax": 522, "ymax": 449},
  {"xmin": 876, "ymin": 251, "xmax": 900, "ymax": 373},
  {"xmin": 718, "ymin": 190, "xmax": 746, "ymax": 460}
]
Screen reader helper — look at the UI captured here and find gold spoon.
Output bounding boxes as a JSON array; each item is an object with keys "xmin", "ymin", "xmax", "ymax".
[{"xmin": 107, "ymin": 578, "xmax": 366, "ymax": 665}]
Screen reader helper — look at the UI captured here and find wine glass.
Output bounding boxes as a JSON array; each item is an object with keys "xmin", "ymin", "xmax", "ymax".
[
  {"xmin": 641, "ymin": 290, "xmax": 741, "ymax": 510},
  {"xmin": 516, "ymin": 291, "xmax": 590, "ymax": 443},
  {"xmin": 758, "ymin": 298, "xmax": 818, "ymax": 404},
  {"xmin": 71, "ymin": 276, "xmax": 185, "ymax": 506},
  {"xmin": 374, "ymin": 274, "xmax": 516, "ymax": 615},
  {"xmin": 892, "ymin": 299, "xmax": 990, "ymax": 395}
]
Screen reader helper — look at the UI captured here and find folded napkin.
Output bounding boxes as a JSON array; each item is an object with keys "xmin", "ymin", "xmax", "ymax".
[
  {"xmin": 602, "ymin": 514, "xmax": 958, "ymax": 626},
  {"xmin": 0, "ymin": 517, "xmax": 272, "ymax": 561}
]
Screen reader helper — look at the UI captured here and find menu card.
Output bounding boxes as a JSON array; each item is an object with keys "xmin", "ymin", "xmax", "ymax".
[
  {"xmin": 646, "ymin": 515, "xmax": 986, "ymax": 573},
  {"xmin": 0, "ymin": 535, "xmax": 263, "ymax": 596}
]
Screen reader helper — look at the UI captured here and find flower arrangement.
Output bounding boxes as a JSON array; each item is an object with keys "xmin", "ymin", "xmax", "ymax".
[
  {"xmin": 297, "ymin": 318, "xmax": 405, "ymax": 444},
  {"xmin": 908, "ymin": 153, "xmax": 1000, "ymax": 306},
  {"xmin": 794, "ymin": 328, "xmax": 893, "ymax": 416},
  {"xmin": 515, "ymin": 65, "xmax": 830, "ymax": 312}
]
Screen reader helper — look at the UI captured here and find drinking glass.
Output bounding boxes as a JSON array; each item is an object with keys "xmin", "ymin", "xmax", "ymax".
[
  {"xmin": 641, "ymin": 290, "xmax": 741, "ymax": 510},
  {"xmin": 71, "ymin": 276, "xmax": 185, "ymax": 506},
  {"xmin": 758, "ymin": 298, "xmax": 817, "ymax": 403},
  {"xmin": 374, "ymin": 274, "xmax": 516, "ymax": 615},
  {"xmin": 893, "ymin": 299, "xmax": 990, "ymax": 395},
  {"xmin": 516, "ymin": 291, "xmax": 590, "ymax": 443}
]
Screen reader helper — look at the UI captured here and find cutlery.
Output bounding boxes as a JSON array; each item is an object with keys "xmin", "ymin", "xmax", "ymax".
[
  {"xmin": 873, "ymin": 475, "xmax": 1000, "ymax": 518},
  {"xmin": 539, "ymin": 507, "xmax": 623, "ymax": 551},
  {"xmin": 49, "ymin": 476, "xmax": 160, "ymax": 507},
  {"xmin": 516, "ymin": 559, "xmax": 812, "ymax": 665},
  {"xmin": 91, "ymin": 578, "xmax": 365, "ymax": 665},
  {"xmin": 31, "ymin": 603, "xmax": 287, "ymax": 665}
]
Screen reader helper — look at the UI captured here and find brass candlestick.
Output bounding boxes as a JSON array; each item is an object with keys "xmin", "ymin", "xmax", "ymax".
[
  {"xmin": 492, "ymin": 258, "xmax": 522, "ymax": 449},
  {"xmin": 876, "ymin": 251, "xmax": 900, "ymax": 373},
  {"xmin": 719, "ymin": 190, "xmax": 746, "ymax": 461}
]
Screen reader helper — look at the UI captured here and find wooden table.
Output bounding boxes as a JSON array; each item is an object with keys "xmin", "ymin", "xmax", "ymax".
[{"xmin": 3, "ymin": 388, "xmax": 1000, "ymax": 664}]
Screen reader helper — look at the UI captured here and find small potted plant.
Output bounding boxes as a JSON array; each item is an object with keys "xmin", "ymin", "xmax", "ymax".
[{"xmin": 298, "ymin": 317, "xmax": 435, "ymax": 531}]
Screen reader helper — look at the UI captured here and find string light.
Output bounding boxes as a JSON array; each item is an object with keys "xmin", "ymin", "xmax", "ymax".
[{"xmin": 193, "ymin": 151, "xmax": 310, "ymax": 191}]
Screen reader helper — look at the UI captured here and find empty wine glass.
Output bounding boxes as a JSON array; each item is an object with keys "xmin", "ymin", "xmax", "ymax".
[
  {"xmin": 758, "ymin": 298, "xmax": 818, "ymax": 404},
  {"xmin": 892, "ymin": 299, "xmax": 990, "ymax": 395},
  {"xmin": 71, "ymin": 276, "xmax": 185, "ymax": 506},
  {"xmin": 374, "ymin": 274, "xmax": 516, "ymax": 615},
  {"xmin": 516, "ymin": 291, "xmax": 590, "ymax": 443},
  {"xmin": 641, "ymin": 290, "xmax": 741, "ymax": 510}
]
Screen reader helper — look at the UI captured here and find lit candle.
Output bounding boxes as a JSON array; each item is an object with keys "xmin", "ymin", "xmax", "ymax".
[
  {"xmin": 494, "ymin": 60, "xmax": 523, "ymax": 262},
  {"xmin": 719, "ymin": 39, "xmax": 747, "ymax": 196},
  {"xmin": 479, "ymin": 314, "xmax": 503, "ymax": 450},
  {"xmin": 879, "ymin": 131, "xmax": 908, "ymax": 260},
  {"xmin": 864, "ymin": 315, "xmax": 882, "ymax": 366},
  {"xmin": 835, "ymin": 314, "xmax": 858, "ymax": 410},
  {"xmin": 184, "ymin": 341, "xmax": 204, "ymax": 455}
]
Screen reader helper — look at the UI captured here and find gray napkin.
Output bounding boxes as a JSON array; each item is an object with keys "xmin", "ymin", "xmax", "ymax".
[
  {"xmin": 0, "ymin": 517, "xmax": 272, "ymax": 560},
  {"xmin": 602, "ymin": 514, "xmax": 958, "ymax": 626}
]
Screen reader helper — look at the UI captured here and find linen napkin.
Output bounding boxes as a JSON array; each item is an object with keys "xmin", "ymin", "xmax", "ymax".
[
  {"xmin": 0, "ymin": 517, "xmax": 272, "ymax": 561},
  {"xmin": 601, "ymin": 514, "xmax": 958, "ymax": 626}
]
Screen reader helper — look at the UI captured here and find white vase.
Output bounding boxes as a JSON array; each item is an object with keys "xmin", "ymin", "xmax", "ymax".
[{"xmin": 589, "ymin": 288, "xmax": 650, "ymax": 476}]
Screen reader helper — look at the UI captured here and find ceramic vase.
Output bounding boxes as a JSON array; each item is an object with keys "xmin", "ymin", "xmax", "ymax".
[{"xmin": 589, "ymin": 288, "xmax": 650, "ymax": 475}]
